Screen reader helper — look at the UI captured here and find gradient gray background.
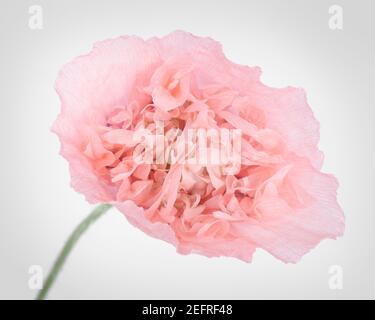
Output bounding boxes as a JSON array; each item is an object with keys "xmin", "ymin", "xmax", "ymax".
[{"xmin": 0, "ymin": 0, "xmax": 374, "ymax": 299}]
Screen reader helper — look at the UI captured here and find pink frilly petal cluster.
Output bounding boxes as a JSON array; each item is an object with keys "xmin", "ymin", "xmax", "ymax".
[{"xmin": 53, "ymin": 31, "xmax": 345, "ymax": 263}]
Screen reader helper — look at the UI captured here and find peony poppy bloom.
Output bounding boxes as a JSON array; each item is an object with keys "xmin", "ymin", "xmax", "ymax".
[{"xmin": 52, "ymin": 30, "xmax": 345, "ymax": 266}]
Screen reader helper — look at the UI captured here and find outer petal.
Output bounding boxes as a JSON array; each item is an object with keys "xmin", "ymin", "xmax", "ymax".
[
  {"xmin": 177, "ymin": 238, "xmax": 256, "ymax": 263},
  {"xmin": 116, "ymin": 201, "xmax": 177, "ymax": 246},
  {"xmin": 116, "ymin": 201, "xmax": 256, "ymax": 262},
  {"xmin": 148, "ymin": 30, "xmax": 262, "ymax": 90},
  {"xmin": 52, "ymin": 36, "xmax": 161, "ymax": 203},
  {"xmin": 231, "ymin": 162, "xmax": 345, "ymax": 263},
  {"xmin": 245, "ymin": 85, "xmax": 323, "ymax": 169}
]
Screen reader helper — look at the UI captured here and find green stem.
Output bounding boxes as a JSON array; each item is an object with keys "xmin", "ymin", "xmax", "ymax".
[{"xmin": 36, "ymin": 203, "xmax": 113, "ymax": 300}]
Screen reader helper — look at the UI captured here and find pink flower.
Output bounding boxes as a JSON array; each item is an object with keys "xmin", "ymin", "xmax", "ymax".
[{"xmin": 53, "ymin": 31, "xmax": 345, "ymax": 263}]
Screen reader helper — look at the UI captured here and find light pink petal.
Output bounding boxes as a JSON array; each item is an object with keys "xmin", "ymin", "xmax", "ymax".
[
  {"xmin": 231, "ymin": 163, "xmax": 345, "ymax": 263},
  {"xmin": 116, "ymin": 200, "xmax": 177, "ymax": 246},
  {"xmin": 148, "ymin": 31, "xmax": 261, "ymax": 90},
  {"xmin": 177, "ymin": 238, "xmax": 256, "ymax": 262},
  {"xmin": 245, "ymin": 85, "xmax": 323, "ymax": 169},
  {"xmin": 52, "ymin": 36, "xmax": 161, "ymax": 203}
]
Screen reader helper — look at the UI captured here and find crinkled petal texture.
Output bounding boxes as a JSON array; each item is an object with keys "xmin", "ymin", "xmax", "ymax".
[{"xmin": 53, "ymin": 31, "xmax": 344, "ymax": 263}]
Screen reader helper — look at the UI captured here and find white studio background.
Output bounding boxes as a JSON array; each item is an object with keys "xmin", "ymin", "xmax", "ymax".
[{"xmin": 0, "ymin": 0, "xmax": 374, "ymax": 299}]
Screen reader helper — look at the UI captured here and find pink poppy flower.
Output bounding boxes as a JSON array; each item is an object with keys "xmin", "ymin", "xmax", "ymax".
[{"xmin": 53, "ymin": 31, "xmax": 344, "ymax": 263}]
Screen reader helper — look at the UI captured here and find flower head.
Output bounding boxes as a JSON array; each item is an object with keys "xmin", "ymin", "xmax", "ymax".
[{"xmin": 53, "ymin": 31, "xmax": 344, "ymax": 263}]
